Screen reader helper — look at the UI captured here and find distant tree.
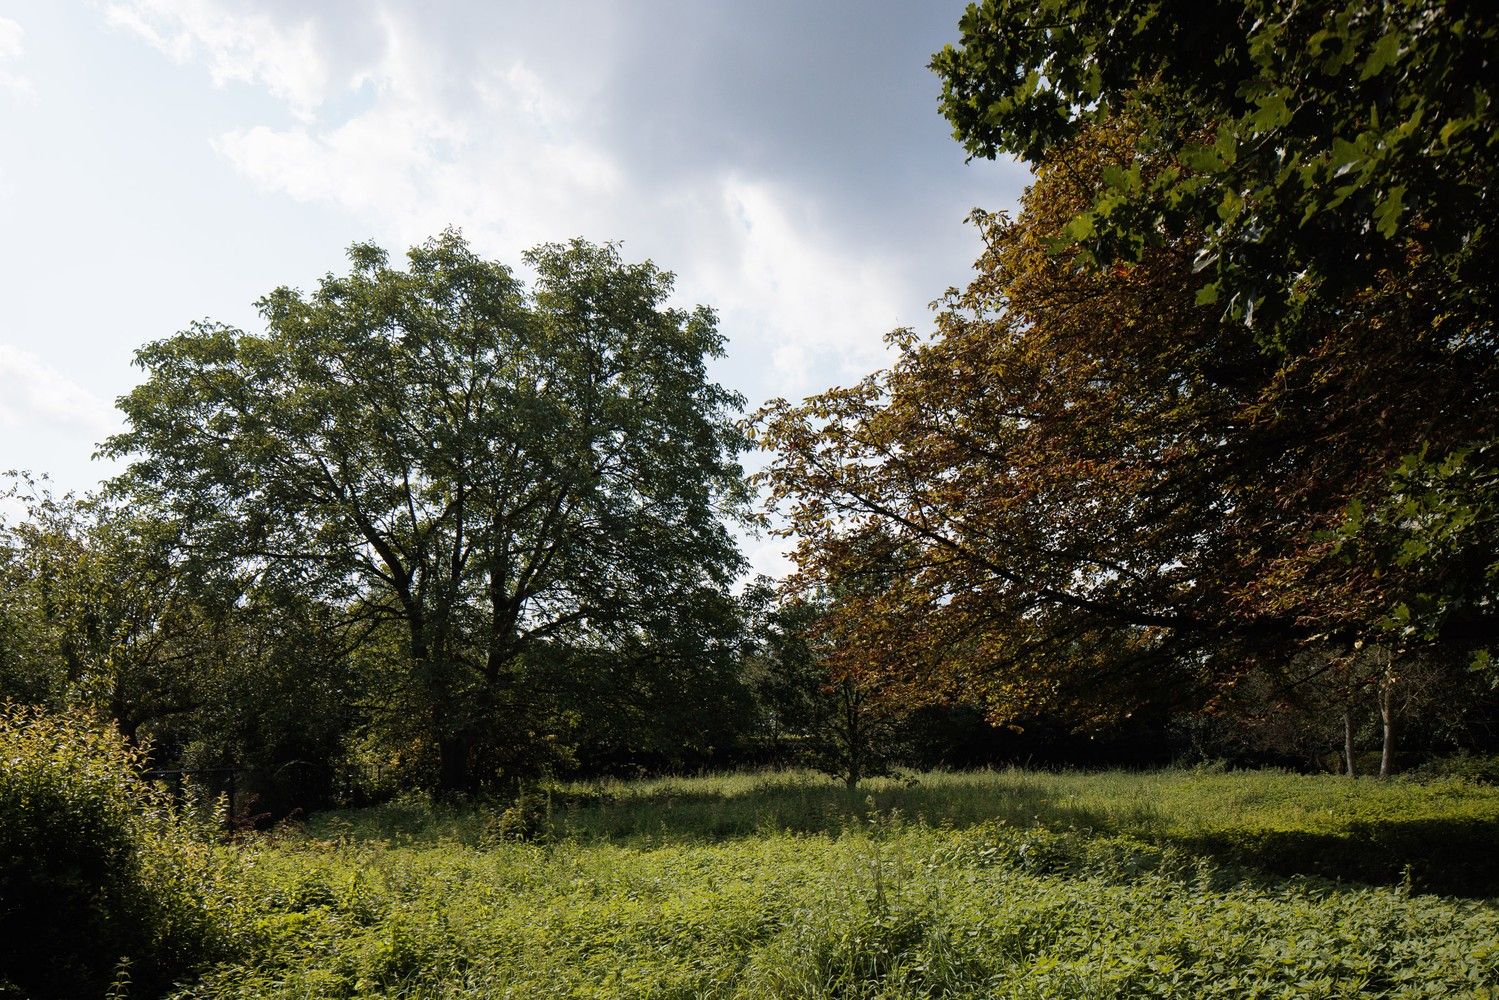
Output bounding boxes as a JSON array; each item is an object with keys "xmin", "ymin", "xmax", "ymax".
[
  {"xmin": 546, "ymin": 582, "xmax": 760, "ymax": 773},
  {"xmin": 1202, "ymin": 639, "xmax": 1489, "ymax": 777},
  {"xmin": 170, "ymin": 579, "xmax": 365, "ymax": 814},
  {"xmin": 0, "ymin": 477, "xmax": 211, "ymax": 746},
  {"xmin": 738, "ymin": 580, "xmax": 823, "ymax": 762},
  {"xmin": 104, "ymin": 232, "xmax": 749, "ymax": 792}
]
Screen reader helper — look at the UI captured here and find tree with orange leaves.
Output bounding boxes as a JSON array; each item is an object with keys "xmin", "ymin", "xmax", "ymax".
[{"xmin": 756, "ymin": 121, "xmax": 1497, "ymax": 751}]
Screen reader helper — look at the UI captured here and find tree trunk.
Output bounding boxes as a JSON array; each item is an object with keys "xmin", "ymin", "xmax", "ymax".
[
  {"xmin": 1379, "ymin": 677, "xmax": 1391, "ymax": 779},
  {"xmin": 1378, "ymin": 654, "xmax": 1397, "ymax": 779},
  {"xmin": 1379, "ymin": 711, "xmax": 1396, "ymax": 779},
  {"xmin": 411, "ymin": 622, "xmax": 475, "ymax": 795},
  {"xmin": 1343, "ymin": 709, "xmax": 1356, "ymax": 777},
  {"xmin": 437, "ymin": 734, "xmax": 474, "ymax": 795},
  {"xmin": 842, "ymin": 679, "xmax": 862, "ymax": 790}
]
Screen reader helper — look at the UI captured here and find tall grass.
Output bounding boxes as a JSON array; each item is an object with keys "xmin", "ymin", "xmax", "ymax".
[
  {"xmin": 158, "ymin": 767, "xmax": 1499, "ymax": 998},
  {"xmin": 303, "ymin": 767, "xmax": 1499, "ymax": 892},
  {"xmin": 181, "ymin": 811, "xmax": 1499, "ymax": 998}
]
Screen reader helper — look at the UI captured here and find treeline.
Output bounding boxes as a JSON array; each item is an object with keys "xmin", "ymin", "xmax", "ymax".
[
  {"xmin": 4, "ymin": 0, "xmax": 1498, "ymax": 811},
  {"xmin": 1, "ymin": 237, "xmax": 773, "ymax": 811}
]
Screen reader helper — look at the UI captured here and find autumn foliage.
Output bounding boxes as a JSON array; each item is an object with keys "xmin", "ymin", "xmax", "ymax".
[{"xmin": 756, "ymin": 121, "xmax": 1497, "ymax": 733}]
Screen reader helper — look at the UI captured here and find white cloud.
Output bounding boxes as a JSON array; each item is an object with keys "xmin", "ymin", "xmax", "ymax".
[
  {"xmin": 739, "ymin": 530, "xmax": 796, "ymax": 585},
  {"xmin": 100, "ymin": 0, "xmax": 955, "ymax": 577},
  {"xmin": 103, "ymin": 1, "xmax": 910, "ymax": 385},
  {"xmin": 0, "ymin": 16, "xmax": 35, "ymax": 99},
  {"xmin": 104, "ymin": 0, "xmax": 335, "ymax": 119},
  {"xmin": 0, "ymin": 344, "xmax": 120, "ymax": 439},
  {"xmin": 211, "ymin": 54, "xmax": 624, "ymax": 248},
  {"xmin": 709, "ymin": 178, "xmax": 904, "ymax": 394}
]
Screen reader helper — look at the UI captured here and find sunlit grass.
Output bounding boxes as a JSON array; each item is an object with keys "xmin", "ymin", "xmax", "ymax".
[
  {"xmin": 175, "ymin": 769, "xmax": 1499, "ymax": 998},
  {"xmin": 307, "ymin": 766, "xmax": 1499, "ymax": 870}
]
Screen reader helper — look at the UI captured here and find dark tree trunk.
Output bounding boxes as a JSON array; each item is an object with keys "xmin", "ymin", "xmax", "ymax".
[
  {"xmin": 437, "ymin": 734, "xmax": 474, "ymax": 794},
  {"xmin": 410, "ymin": 619, "xmax": 476, "ymax": 795},
  {"xmin": 842, "ymin": 679, "xmax": 863, "ymax": 790}
]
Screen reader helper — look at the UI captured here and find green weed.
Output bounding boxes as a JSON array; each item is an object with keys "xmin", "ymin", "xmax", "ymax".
[{"xmin": 156, "ymin": 767, "xmax": 1499, "ymax": 998}]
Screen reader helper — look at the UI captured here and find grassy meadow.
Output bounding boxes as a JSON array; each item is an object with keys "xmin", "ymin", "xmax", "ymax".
[{"xmin": 164, "ymin": 768, "xmax": 1499, "ymax": 999}]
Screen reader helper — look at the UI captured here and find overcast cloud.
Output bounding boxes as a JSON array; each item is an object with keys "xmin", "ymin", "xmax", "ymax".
[{"xmin": 0, "ymin": 1, "xmax": 1026, "ymax": 574}]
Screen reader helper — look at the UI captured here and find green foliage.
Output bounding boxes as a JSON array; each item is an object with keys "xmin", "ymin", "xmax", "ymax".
[
  {"xmin": 1328, "ymin": 441, "xmax": 1499, "ymax": 664},
  {"xmin": 933, "ymin": 0, "xmax": 1498, "ymax": 342},
  {"xmin": 167, "ymin": 768, "xmax": 1499, "ymax": 998},
  {"xmin": 101, "ymin": 230, "xmax": 751, "ymax": 793},
  {"xmin": 0, "ymin": 474, "xmax": 364, "ymax": 814},
  {"xmin": 481, "ymin": 784, "xmax": 554, "ymax": 844},
  {"xmin": 0, "ymin": 707, "xmax": 237, "ymax": 999},
  {"xmin": 544, "ymin": 584, "xmax": 761, "ymax": 772},
  {"xmin": 1404, "ymin": 751, "xmax": 1499, "ymax": 786},
  {"xmin": 0, "ymin": 477, "xmax": 207, "ymax": 737}
]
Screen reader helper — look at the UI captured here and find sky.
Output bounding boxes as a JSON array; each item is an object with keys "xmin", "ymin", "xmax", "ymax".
[{"xmin": 0, "ymin": 0, "xmax": 1027, "ymax": 575}]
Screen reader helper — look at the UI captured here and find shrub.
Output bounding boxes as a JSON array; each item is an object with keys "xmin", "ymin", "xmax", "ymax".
[
  {"xmin": 1404, "ymin": 751, "xmax": 1499, "ymax": 786},
  {"xmin": 481, "ymin": 784, "xmax": 554, "ymax": 844},
  {"xmin": 0, "ymin": 706, "xmax": 234, "ymax": 999}
]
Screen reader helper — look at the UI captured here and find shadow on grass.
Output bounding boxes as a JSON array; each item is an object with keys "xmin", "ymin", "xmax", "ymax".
[
  {"xmin": 302, "ymin": 772, "xmax": 1499, "ymax": 897},
  {"xmin": 1181, "ymin": 819, "xmax": 1499, "ymax": 897},
  {"xmin": 302, "ymin": 773, "xmax": 1145, "ymax": 851},
  {"xmin": 553, "ymin": 779, "xmax": 1135, "ymax": 842}
]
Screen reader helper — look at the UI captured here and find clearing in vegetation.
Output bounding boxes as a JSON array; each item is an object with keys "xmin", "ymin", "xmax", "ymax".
[{"xmin": 167, "ymin": 768, "xmax": 1499, "ymax": 999}]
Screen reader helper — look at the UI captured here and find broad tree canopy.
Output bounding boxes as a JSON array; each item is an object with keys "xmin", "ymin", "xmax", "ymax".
[
  {"xmin": 105, "ymin": 231, "xmax": 750, "ymax": 789},
  {"xmin": 758, "ymin": 115, "xmax": 1497, "ymax": 729}
]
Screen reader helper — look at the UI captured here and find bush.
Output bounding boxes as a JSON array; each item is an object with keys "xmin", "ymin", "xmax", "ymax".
[
  {"xmin": 0, "ymin": 707, "xmax": 234, "ymax": 999},
  {"xmin": 1404, "ymin": 751, "xmax": 1499, "ymax": 786},
  {"xmin": 481, "ymin": 784, "xmax": 554, "ymax": 844}
]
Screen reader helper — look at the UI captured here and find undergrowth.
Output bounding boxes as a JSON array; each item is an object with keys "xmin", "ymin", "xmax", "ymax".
[
  {"xmin": 308, "ymin": 766, "xmax": 1499, "ymax": 893},
  {"xmin": 0, "ymin": 707, "xmax": 241, "ymax": 1000},
  {"xmin": 175, "ymin": 816, "xmax": 1499, "ymax": 998},
  {"xmin": 158, "ymin": 768, "xmax": 1499, "ymax": 998}
]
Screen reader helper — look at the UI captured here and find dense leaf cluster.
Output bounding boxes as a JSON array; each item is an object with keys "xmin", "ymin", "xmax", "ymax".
[
  {"xmin": 934, "ymin": 0, "xmax": 1498, "ymax": 342},
  {"xmin": 0, "ymin": 707, "xmax": 234, "ymax": 999},
  {"xmin": 99, "ymin": 233, "xmax": 751, "ymax": 792}
]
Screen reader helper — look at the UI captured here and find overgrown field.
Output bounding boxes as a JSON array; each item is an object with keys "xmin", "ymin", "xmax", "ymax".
[{"xmin": 166, "ymin": 769, "xmax": 1499, "ymax": 999}]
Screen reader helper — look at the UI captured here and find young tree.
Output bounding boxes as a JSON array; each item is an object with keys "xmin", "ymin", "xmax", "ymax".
[
  {"xmin": 741, "ymin": 583, "xmax": 905, "ymax": 788},
  {"xmin": 104, "ymin": 232, "xmax": 749, "ymax": 791}
]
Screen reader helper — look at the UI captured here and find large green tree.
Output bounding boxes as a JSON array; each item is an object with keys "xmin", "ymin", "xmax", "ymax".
[{"xmin": 105, "ymin": 232, "xmax": 749, "ymax": 791}]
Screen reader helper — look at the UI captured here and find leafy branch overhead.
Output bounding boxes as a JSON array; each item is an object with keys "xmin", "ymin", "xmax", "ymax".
[
  {"xmin": 761, "ymin": 26, "xmax": 1498, "ymax": 730},
  {"xmin": 933, "ymin": 0, "xmax": 1498, "ymax": 345}
]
